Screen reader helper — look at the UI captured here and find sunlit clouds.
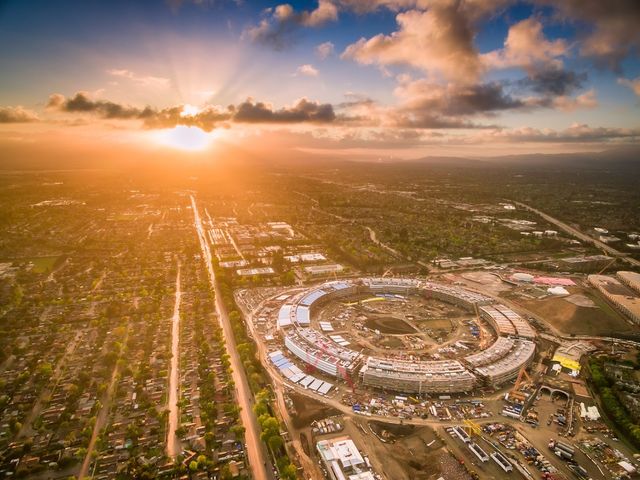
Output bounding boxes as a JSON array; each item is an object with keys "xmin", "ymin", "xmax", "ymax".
[
  {"xmin": 106, "ymin": 69, "xmax": 172, "ymax": 89},
  {"xmin": 0, "ymin": 0, "xmax": 639, "ymax": 160},
  {"xmin": 295, "ymin": 64, "xmax": 320, "ymax": 76},
  {"xmin": 0, "ymin": 106, "xmax": 39, "ymax": 123}
]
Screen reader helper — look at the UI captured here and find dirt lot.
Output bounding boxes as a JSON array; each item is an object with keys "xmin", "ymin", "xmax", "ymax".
[
  {"xmin": 454, "ymin": 271, "xmax": 513, "ymax": 295},
  {"xmin": 510, "ymin": 287, "xmax": 635, "ymax": 336},
  {"xmin": 289, "ymin": 392, "xmax": 341, "ymax": 429},
  {"xmin": 365, "ymin": 316, "xmax": 418, "ymax": 334},
  {"xmin": 339, "ymin": 418, "xmax": 472, "ymax": 480},
  {"xmin": 414, "ymin": 318, "xmax": 454, "ymax": 330}
]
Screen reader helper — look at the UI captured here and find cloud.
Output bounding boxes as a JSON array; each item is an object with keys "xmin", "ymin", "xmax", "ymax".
[
  {"xmin": 0, "ymin": 106, "xmax": 39, "ymax": 123},
  {"xmin": 520, "ymin": 68, "xmax": 586, "ymax": 96},
  {"xmin": 480, "ymin": 17, "xmax": 594, "ymax": 110},
  {"xmin": 618, "ymin": 77, "xmax": 640, "ymax": 97},
  {"xmin": 386, "ymin": 71, "xmax": 596, "ymax": 128},
  {"xmin": 303, "ymin": 0, "xmax": 339, "ymax": 26},
  {"xmin": 296, "ymin": 64, "xmax": 319, "ymax": 76},
  {"xmin": 485, "ymin": 123, "xmax": 640, "ymax": 143},
  {"xmin": 341, "ymin": 4, "xmax": 483, "ymax": 83},
  {"xmin": 142, "ymin": 105, "xmax": 232, "ymax": 131},
  {"xmin": 106, "ymin": 69, "xmax": 171, "ymax": 88},
  {"xmin": 233, "ymin": 98, "xmax": 335, "ymax": 123},
  {"xmin": 244, "ymin": 1, "xmax": 337, "ymax": 48},
  {"xmin": 536, "ymin": 0, "xmax": 640, "ymax": 71},
  {"xmin": 550, "ymin": 90, "xmax": 598, "ymax": 112},
  {"xmin": 336, "ymin": 0, "xmax": 512, "ymax": 18},
  {"xmin": 332, "ymin": 81, "xmax": 505, "ymax": 129},
  {"xmin": 338, "ymin": 92, "xmax": 376, "ymax": 109},
  {"xmin": 46, "ymin": 92, "xmax": 336, "ymax": 130},
  {"xmin": 394, "ymin": 78, "xmax": 524, "ymax": 117},
  {"xmin": 316, "ymin": 41, "xmax": 335, "ymax": 59},
  {"xmin": 47, "ymin": 92, "xmax": 143, "ymax": 119},
  {"xmin": 482, "ymin": 17, "xmax": 567, "ymax": 72}
]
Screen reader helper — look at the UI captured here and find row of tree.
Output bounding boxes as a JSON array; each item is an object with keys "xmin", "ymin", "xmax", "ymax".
[
  {"xmin": 588, "ymin": 357, "xmax": 640, "ymax": 448},
  {"xmin": 213, "ymin": 261, "xmax": 298, "ymax": 479}
]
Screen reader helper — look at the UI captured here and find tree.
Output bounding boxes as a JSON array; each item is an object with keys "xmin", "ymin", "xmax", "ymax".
[
  {"xmin": 281, "ymin": 463, "xmax": 297, "ymax": 480},
  {"xmin": 230, "ymin": 424, "xmax": 245, "ymax": 440},
  {"xmin": 36, "ymin": 362, "xmax": 53, "ymax": 381},
  {"xmin": 253, "ymin": 401, "xmax": 268, "ymax": 417},
  {"xmin": 268, "ymin": 435, "xmax": 283, "ymax": 452}
]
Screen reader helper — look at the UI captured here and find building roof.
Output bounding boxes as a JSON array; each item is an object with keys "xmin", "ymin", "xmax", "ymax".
[{"xmin": 317, "ymin": 437, "xmax": 365, "ymax": 469}]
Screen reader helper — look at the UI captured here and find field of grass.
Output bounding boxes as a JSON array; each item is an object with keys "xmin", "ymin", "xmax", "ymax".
[
  {"xmin": 515, "ymin": 287, "xmax": 635, "ymax": 336},
  {"xmin": 29, "ymin": 256, "xmax": 61, "ymax": 273}
]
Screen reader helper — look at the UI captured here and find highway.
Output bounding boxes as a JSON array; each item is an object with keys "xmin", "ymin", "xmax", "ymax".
[
  {"xmin": 191, "ymin": 195, "xmax": 273, "ymax": 480},
  {"xmin": 512, "ymin": 200, "xmax": 640, "ymax": 268}
]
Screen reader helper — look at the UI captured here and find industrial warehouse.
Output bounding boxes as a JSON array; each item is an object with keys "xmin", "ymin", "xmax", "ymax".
[{"xmin": 266, "ymin": 277, "xmax": 537, "ymax": 394}]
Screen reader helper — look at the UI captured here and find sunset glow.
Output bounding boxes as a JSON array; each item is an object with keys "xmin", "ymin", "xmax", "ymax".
[
  {"xmin": 154, "ymin": 125, "xmax": 212, "ymax": 151},
  {"xmin": 0, "ymin": 0, "xmax": 638, "ymax": 165}
]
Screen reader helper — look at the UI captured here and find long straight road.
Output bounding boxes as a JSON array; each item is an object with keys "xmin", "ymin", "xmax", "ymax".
[
  {"xmin": 79, "ymin": 328, "xmax": 130, "ymax": 479},
  {"xmin": 190, "ymin": 195, "xmax": 273, "ymax": 480},
  {"xmin": 166, "ymin": 264, "xmax": 182, "ymax": 458},
  {"xmin": 513, "ymin": 200, "xmax": 640, "ymax": 268}
]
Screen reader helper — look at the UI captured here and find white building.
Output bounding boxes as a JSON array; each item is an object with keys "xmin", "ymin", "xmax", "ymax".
[{"xmin": 317, "ymin": 436, "xmax": 376, "ymax": 480}]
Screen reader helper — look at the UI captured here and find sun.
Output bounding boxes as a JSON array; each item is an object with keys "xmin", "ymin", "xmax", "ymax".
[
  {"xmin": 154, "ymin": 125, "xmax": 211, "ymax": 151},
  {"xmin": 180, "ymin": 104, "xmax": 201, "ymax": 117}
]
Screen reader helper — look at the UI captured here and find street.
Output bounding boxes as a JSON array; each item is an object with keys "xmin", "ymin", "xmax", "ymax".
[{"xmin": 191, "ymin": 195, "xmax": 274, "ymax": 480}]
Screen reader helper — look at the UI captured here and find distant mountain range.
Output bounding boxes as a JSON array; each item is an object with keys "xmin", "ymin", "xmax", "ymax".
[{"xmin": 409, "ymin": 145, "xmax": 640, "ymax": 169}]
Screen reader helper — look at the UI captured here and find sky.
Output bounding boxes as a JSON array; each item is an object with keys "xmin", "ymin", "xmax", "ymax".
[{"xmin": 1, "ymin": 0, "xmax": 640, "ymax": 163}]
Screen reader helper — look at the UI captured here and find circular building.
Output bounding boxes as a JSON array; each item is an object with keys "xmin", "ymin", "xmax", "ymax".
[{"xmin": 273, "ymin": 278, "xmax": 536, "ymax": 395}]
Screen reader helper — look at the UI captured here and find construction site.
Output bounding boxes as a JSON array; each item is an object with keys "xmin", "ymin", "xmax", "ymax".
[{"xmin": 236, "ymin": 275, "xmax": 640, "ymax": 480}]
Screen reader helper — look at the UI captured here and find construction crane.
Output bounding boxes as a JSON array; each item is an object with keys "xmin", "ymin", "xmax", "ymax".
[
  {"xmin": 596, "ymin": 253, "xmax": 618, "ymax": 275},
  {"xmin": 508, "ymin": 365, "xmax": 533, "ymax": 403},
  {"xmin": 463, "ymin": 419, "xmax": 482, "ymax": 437}
]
